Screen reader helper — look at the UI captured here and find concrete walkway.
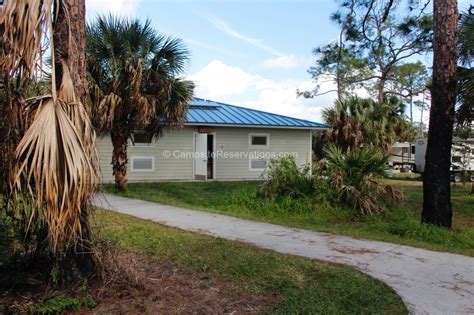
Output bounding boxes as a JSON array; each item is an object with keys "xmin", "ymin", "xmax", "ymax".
[{"xmin": 93, "ymin": 194, "xmax": 474, "ymax": 315}]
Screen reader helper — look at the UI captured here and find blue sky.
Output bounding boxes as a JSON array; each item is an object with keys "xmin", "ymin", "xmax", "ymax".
[{"xmin": 86, "ymin": 0, "xmax": 473, "ymax": 123}]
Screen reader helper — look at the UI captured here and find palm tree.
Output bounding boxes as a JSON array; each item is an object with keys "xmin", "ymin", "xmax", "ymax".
[
  {"xmin": 86, "ymin": 16, "xmax": 194, "ymax": 191},
  {"xmin": 322, "ymin": 98, "xmax": 365, "ymax": 153},
  {"xmin": 1, "ymin": 0, "xmax": 100, "ymax": 274},
  {"xmin": 322, "ymin": 96, "xmax": 412, "ymax": 152}
]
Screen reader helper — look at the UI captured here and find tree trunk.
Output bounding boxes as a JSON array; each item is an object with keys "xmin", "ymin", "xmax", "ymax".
[
  {"xmin": 54, "ymin": 0, "xmax": 88, "ymax": 104},
  {"xmin": 111, "ymin": 126, "xmax": 128, "ymax": 192},
  {"xmin": 420, "ymin": 105, "xmax": 424, "ymax": 136},
  {"xmin": 337, "ymin": 72, "xmax": 343, "ymax": 101},
  {"xmin": 53, "ymin": 0, "xmax": 96, "ymax": 276},
  {"xmin": 410, "ymin": 94, "xmax": 413, "ymax": 124},
  {"xmin": 422, "ymin": 0, "xmax": 458, "ymax": 228},
  {"xmin": 377, "ymin": 75, "xmax": 386, "ymax": 105}
]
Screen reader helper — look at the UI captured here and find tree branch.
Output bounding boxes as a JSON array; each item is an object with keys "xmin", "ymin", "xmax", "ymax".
[{"xmin": 381, "ymin": 0, "xmax": 395, "ymax": 23}]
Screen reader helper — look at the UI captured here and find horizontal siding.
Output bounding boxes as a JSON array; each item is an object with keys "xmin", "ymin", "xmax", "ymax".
[
  {"xmin": 96, "ymin": 126, "xmax": 311, "ymax": 182},
  {"xmin": 97, "ymin": 127, "xmax": 194, "ymax": 183},
  {"xmin": 96, "ymin": 135, "xmax": 114, "ymax": 183},
  {"xmin": 213, "ymin": 127, "xmax": 311, "ymax": 179}
]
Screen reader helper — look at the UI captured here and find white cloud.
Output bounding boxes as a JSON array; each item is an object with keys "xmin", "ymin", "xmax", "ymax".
[
  {"xmin": 86, "ymin": 0, "xmax": 141, "ymax": 19},
  {"xmin": 189, "ymin": 60, "xmax": 262, "ymax": 99},
  {"xmin": 242, "ymin": 82, "xmax": 332, "ymax": 123},
  {"xmin": 262, "ymin": 55, "xmax": 299, "ymax": 70},
  {"xmin": 206, "ymin": 15, "xmax": 283, "ymax": 57},
  {"xmin": 188, "ymin": 60, "xmax": 336, "ymax": 122}
]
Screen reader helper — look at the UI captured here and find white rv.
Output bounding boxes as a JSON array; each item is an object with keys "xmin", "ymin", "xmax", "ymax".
[
  {"xmin": 388, "ymin": 142, "xmax": 415, "ymax": 170},
  {"xmin": 415, "ymin": 138, "xmax": 474, "ymax": 182}
]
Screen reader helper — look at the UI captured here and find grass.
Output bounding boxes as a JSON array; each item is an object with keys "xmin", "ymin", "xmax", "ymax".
[
  {"xmin": 93, "ymin": 209, "xmax": 407, "ymax": 314},
  {"xmin": 27, "ymin": 294, "xmax": 96, "ymax": 314},
  {"xmin": 104, "ymin": 179, "xmax": 474, "ymax": 256}
]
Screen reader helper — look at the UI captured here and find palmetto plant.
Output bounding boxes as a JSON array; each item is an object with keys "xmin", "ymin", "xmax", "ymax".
[
  {"xmin": 322, "ymin": 98, "xmax": 364, "ymax": 153},
  {"xmin": 324, "ymin": 144, "xmax": 403, "ymax": 215},
  {"xmin": 87, "ymin": 16, "xmax": 194, "ymax": 191},
  {"xmin": 0, "ymin": 0, "xmax": 99, "ymax": 264},
  {"xmin": 322, "ymin": 96, "xmax": 414, "ymax": 153}
]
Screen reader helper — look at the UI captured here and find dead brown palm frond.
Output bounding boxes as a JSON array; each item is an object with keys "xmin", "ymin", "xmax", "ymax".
[
  {"xmin": 0, "ymin": 0, "xmax": 53, "ymax": 192},
  {"xmin": 0, "ymin": 0, "xmax": 53, "ymax": 81},
  {"xmin": 12, "ymin": 78, "xmax": 98, "ymax": 253},
  {"xmin": 3, "ymin": 0, "xmax": 100, "ymax": 256},
  {"xmin": 127, "ymin": 60, "xmax": 153, "ymax": 129}
]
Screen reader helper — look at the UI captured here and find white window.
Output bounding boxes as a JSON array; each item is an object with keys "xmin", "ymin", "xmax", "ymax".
[
  {"xmin": 249, "ymin": 133, "xmax": 269, "ymax": 148},
  {"xmin": 131, "ymin": 132, "xmax": 154, "ymax": 147},
  {"xmin": 249, "ymin": 158, "xmax": 268, "ymax": 171},
  {"xmin": 131, "ymin": 156, "xmax": 154, "ymax": 172}
]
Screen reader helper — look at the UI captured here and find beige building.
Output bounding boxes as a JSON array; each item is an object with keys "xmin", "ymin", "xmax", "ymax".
[{"xmin": 97, "ymin": 99, "xmax": 326, "ymax": 182}]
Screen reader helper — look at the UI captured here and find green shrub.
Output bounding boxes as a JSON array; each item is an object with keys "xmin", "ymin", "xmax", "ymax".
[
  {"xmin": 257, "ymin": 147, "xmax": 404, "ymax": 216},
  {"xmin": 0, "ymin": 210, "xmax": 16, "ymax": 256},
  {"xmin": 323, "ymin": 144, "xmax": 403, "ymax": 215},
  {"xmin": 26, "ymin": 294, "xmax": 96, "ymax": 314},
  {"xmin": 259, "ymin": 156, "xmax": 314, "ymax": 199}
]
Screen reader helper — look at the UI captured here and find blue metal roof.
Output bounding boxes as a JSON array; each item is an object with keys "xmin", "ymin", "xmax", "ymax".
[{"xmin": 186, "ymin": 98, "xmax": 327, "ymax": 129}]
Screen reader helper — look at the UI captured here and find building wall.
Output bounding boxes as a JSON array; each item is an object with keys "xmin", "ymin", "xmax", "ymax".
[
  {"xmin": 97, "ymin": 127, "xmax": 195, "ymax": 183},
  {"xmin": 97, "ymin": 126, "xmax": 312, "ymax": 183},
  {"xmin": 212, "ymin": 127, "xmax": 311, "ymax": 180}
]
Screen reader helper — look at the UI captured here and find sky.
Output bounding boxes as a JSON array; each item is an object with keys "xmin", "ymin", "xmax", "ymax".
[{"xmin": 85, "ymin": 0, "xmax": 474, "ymax": 124}]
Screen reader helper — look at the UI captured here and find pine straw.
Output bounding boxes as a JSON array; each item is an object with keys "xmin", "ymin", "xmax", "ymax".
[
  {"xmin": 1, "ymin": 248, "xmax": 275, "ymax": 314},
  {"xmin": 80, "ymin": 252, "xmax": 275, "ymax": 314},
  {"xmin": 92, "ymin": 239, "xmax": 143, "ymax": 298}
]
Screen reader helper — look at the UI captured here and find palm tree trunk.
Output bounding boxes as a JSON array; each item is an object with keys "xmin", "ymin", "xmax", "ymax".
[
  {"xmin": 54, "ymin": 0, "xmax": 95, "ymax": 275},
  {"xmin": 422, "ymin": 0, "xmax": 458, "ymax": 228},
  {"xmin": 111, "ymin": 126, "xmax": 128, "ymax": 192}
]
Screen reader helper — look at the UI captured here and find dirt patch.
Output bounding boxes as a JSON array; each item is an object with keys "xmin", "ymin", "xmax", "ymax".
[{"xmin": 1, "ymin": 252, "xmax": 277, "ymax": 314}]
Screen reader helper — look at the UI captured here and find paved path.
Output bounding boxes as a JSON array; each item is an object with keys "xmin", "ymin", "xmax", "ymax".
[{"xmin": 93, "ymin": 194, "xmax": 474, "ymax": 314}]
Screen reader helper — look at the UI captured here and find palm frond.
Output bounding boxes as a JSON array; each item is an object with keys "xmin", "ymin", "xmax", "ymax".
[
  {"xmin": 11, "ymin": 96, "xmax": 97, "ymax": 253},
  {"xmin": 324, "ymin": 143, "xmax": 402, "ymax": 214},
  {"xmin": 459, "ymin": 10, "xmax": 474, "ymax": 66},
  {"xmin": 0, "ymin": 0, "xmax": 53, "ymax": 81},
  {"xmin": 457, "ymin": 10, "xmax": 474, "ymax": 126},
  {"xmin": 3, "ymin": 0, "xmax": 100, "ymax": 255}
]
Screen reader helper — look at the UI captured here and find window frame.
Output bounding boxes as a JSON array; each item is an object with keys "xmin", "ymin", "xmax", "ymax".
[
  {"xmin": 249, "ymin": 158, "xmax": 268, "ymax": 171},
  {"xmin": 131, "ymin": 132, "xmax": 155, "ymax": 147},
  {"xmin": 130, "ymin": 156, "xmax": 155, "ymax": 172},
  {"xmin": 249, "ymin": 133, "xmax": 270, "ymax": 149}
]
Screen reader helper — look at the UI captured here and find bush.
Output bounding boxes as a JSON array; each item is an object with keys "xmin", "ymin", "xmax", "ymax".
[
  {"xmin": 259, "ymin": 156, "xmax": 314, "ymax": 199},
  {"xmin": 257, "ymin": 147, "xmax": 403, "ymax": 216},
  {"xmin": 0, "ymin": 210, "xmax": 16, "ymax": 256},
  {"xmin": 25, "ymin": 294, "xmax": 96, "ymax": 314},
  {"xmin": 323, "ymin": 144, "xmax": 403, "ymax": 215}
]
